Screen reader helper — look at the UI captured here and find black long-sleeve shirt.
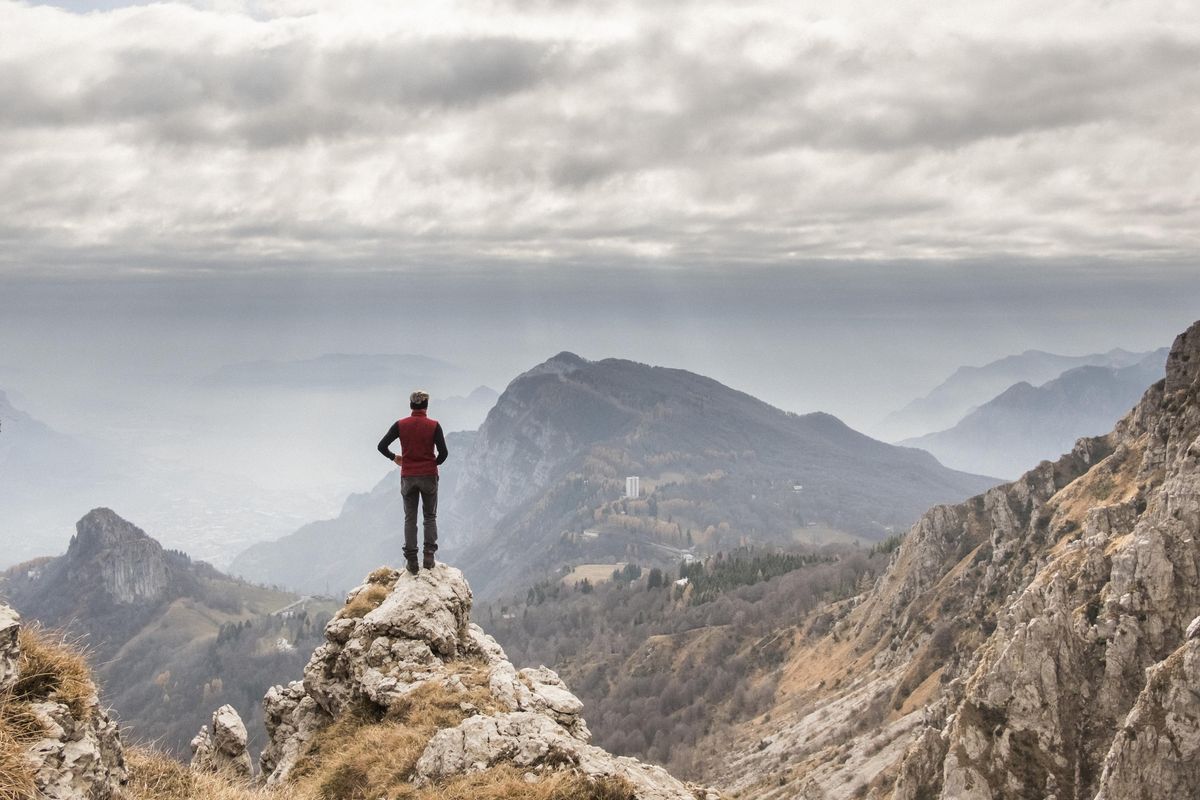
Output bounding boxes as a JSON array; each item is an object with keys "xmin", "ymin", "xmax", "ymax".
[{"xmin": 377, "ymin": 420, "xmax": 449, "ymax": 465}]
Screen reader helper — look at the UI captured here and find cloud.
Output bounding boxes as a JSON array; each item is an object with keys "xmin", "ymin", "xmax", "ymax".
[{"xmin": 1, "ymin": 0, "xmax": 1199, "ymax": 272}]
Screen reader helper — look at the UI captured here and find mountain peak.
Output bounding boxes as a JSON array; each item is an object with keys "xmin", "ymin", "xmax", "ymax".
[
  {"xmin": 513, "ymin": 351, "xmax": 590, "ymax": 382},
  {"xmin": 69, "ymin": 508, "xmax": 157, "ymax": 557},
  {"xmin": 66, "ymin": 508, "xmax": 171, "ymax": 605}
]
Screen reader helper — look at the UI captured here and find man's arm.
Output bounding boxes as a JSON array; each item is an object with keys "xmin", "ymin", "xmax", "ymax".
[
  {"xmin": 434, "ymin": 423, "xmax": 449, "ymax": 465},
  {"xmin": 377, "ymin": 422, "xmax": 402, "ymax": 464}
]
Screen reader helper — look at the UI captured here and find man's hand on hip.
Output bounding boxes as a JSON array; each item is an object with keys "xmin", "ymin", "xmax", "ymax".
[{"xmin": 394, "ymin": 455, "xmax": 404, "ymax": 466}]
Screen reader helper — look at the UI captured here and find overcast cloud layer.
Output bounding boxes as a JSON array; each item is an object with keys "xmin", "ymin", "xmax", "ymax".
[{"xmin": 2, "ymin": 0, "xmax": 1199, "ymax": 272}]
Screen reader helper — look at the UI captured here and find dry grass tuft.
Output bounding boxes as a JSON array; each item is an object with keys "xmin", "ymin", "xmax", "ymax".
[
  {"xmin": 338, "ymin": 568, "xmax": 401, "ymax": 620},
  {"xmin": 406, "ymin": 764, "xmax": 637, "ymax": 800},
  {"xmin": 120, "ymin": 747, "xmax": 197, "ymax": 799},
  {"xmin": 387, "ymin": 662, "xmax": 503, "ymax": 726},
  {"xmin": 13, "ymin": 626, "xmax": 96, "ymax": 720},
  {"xmin": 292, "ymin": 711, "xmax": 428, "ymax": 798},
  {"xmin": 339, "ymin": 585, "xmax": 391, "ymax": 620},
  {"xmin": 0, "ymin": 718, "xmax": 39, "ymax": 800},
  {"xmin": 291, "ymin": 670, "xmax": 502, "ymax": 799},
  {"xmin": 121, "ymin": 747, "xmax": 277, "ymax": 800},
  {"xmin": 366, "ymin": 567, "xmax": 400, "ymax": 586},
  {"xmin": 0, "ymin": 695, "xmax": 48, "ymax": 745},
  {"xmin": 123, "ymin": 748, "xmax": 638, "ymax": 800},
  {"xmin": 1, "ymin": 625, "xmax": 102, "ymax": 799}
]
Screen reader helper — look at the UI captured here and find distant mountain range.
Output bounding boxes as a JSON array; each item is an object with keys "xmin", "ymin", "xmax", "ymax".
[
  {"xmin": 901, "ymin": 348, "xmax": 1168, "ymax": 477},
  {"xmin": 231, "ymin": 353, "xmax": 998, "ymax": 598},
  {"xmin": 0, "ymin": 509, "xmax": 336, "ymax": 755},
  {"xmin": 873, "ymin": 347, "xmax": 1158, "ymax": 442}
]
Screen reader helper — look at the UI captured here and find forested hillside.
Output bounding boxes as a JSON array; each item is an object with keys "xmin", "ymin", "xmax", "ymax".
[
  {"xmin": 484, "ymin": 544, "xmax": 893, "ymax": 778},
  {"xmin": 448, "ymin": 353, "xmax": 997, "ymax": 597}
]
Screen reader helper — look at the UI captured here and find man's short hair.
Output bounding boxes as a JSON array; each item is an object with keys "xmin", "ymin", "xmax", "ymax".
[{"xmin": 410, "ymin": 389, "xmax": 430, "ymax": 409}]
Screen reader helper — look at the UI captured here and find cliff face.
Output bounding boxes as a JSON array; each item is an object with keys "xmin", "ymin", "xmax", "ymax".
[
  {"xmin": 448, "ymin": 352, "xmax": 637, "ymax": 546},
  {"xmin": 722, "ymin": 320, "xmax": 1200, "ymax": 800},
  {"xmin": 64, "ymin": 508, "xmax": 172, "ymax": 606}
]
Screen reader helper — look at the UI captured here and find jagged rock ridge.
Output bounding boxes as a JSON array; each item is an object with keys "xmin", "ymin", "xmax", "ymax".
[
  {"xmin": 207, "ymin": 564, "xmax": 720, "ymax": 799},
  {"xmin": 721, "ymin": 319, "xmax": 1200, "ymax": 800}
]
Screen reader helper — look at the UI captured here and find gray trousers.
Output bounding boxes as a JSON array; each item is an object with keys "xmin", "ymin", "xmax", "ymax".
[{"xmin": 401, "ymin": 475, "xmax": 438, "ymax": 560}]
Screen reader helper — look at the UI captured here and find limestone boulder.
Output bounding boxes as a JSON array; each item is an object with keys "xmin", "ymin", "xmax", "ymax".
[
  {"xmin": 0, "ymin": 601, "xmax": 127, "ymax": 800},
  {"xmin": 361, "ymin": 564, "xmax": 473, "ymax": 657},
  {"xmin": 190, "ymin": 704, "xmax": 253, "ymax": 779},
  {"xmin": 0, "ymin": 603, "xmax": 19, "ymax": 693},
  {"xmin": 1093, "ymin": 639, "xmax": 1200, "ymax": 800},
  {"xmin": 415, "ymin": 711, "xmax": 700, "ymax": 800}
]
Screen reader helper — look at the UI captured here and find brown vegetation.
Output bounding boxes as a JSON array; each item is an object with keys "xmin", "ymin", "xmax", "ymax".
[
  {"xmin": 1, "ymin": 625, "xmax": 100, "ymax": 800},
  {"xmin": 14, "ymin": 626, "xmax": 96, "ymax": 720},
  {"xmin": 0, "ymin": 711, "xmax": 39, "ymax": 800},
  {"xmin": 121, "ymin": 746, "xmax": 637, "ymax": 800},
  {"xmin": 338, "ymin": 569, "xmax": 400, "ymax": 620}
]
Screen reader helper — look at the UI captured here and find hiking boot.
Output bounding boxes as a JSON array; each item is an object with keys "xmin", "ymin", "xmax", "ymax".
[
  {"xmin": 423, "ymin": 554, "xmax": 436, "ymax": 570},
  {"xmin": 405, "ymin": 558, "xmax": 419, "ymax": 575}
]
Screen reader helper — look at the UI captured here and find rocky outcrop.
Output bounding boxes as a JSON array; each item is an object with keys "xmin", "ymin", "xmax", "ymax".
[
  {"xmin": 255, "ymin": 564, "xmax": 714, "ymax": 799},
  {"xmin": 1092, "ymin": 632, "xmax": 1200, "ymax": 800},
  {"xmin": 190, "ymin": 704, "xmax": 252, "ymax": 778},
  {"xmin": 0, "ymin": 602, "xmax": 126, "ymax": 800},
  {"xmin": 28, "ymin": 701, "xmax": 126, "ymax": 800},
  {"xmin": 723, "ymin": 319, "xmax": 1200, "ymax": 800},
  {"xmin": 65, "ymin": 509, "xmax": 171, "ymax": 605},
  {"xmin": 415, "ymin": 711, "xmax": 707, "ymax": 800},
  {"xmin": 0, "ymin": 603, "xmax": 19, "ymax": 692}
]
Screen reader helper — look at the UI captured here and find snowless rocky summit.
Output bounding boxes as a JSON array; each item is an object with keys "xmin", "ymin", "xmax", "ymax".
[
  {"xmin": 725, "ymin": 318, "xmax": 1200, "ymax": 800},
  {"xmin": 190, "ymin": 703, "xmax": 253, "ymax": 778},
  {"xmin": 253, "ymin": 563, "xmax": 719, "ymax": 799},
  {"xmin": 0, "ymin": 602, "xmax": 126, "ymax": 799}
]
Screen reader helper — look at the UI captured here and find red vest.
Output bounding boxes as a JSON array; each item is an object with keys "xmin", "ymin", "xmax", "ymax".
[{"xmin": 397, "ymin": 410, "xmax": 440, "ymax": 477}]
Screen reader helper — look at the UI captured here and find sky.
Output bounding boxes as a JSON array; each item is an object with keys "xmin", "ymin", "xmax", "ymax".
[
  {"xmin": 0, "ymin": 0, "xmax": 1198, "ymax": 428},
  {"xmin": 2, "ymin": 0, "xmax": 1200, "ymax": 562},
  {"xmin": 2, "ymin": 0, "xmax": 1199, "ymax": 273}
]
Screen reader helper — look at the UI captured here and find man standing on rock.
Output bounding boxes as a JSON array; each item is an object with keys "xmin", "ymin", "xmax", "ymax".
[{"xmin": 377, "ymin": 390, "xmax": 449, "ymax": 575}]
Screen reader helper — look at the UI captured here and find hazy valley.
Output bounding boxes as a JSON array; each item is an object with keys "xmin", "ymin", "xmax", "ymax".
[
  {"xmin": 229, "ymin": 352, "xmax": 996, "ymax": 599},
  {"xmin": 5, "ymin": 321, "xmax": 1200, "ymax": 799}
]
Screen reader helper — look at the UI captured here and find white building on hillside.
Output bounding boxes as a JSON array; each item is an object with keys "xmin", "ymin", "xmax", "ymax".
[{"xmin": 625, "ymin": 476, "xmax": 640, "ymax": 498}]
